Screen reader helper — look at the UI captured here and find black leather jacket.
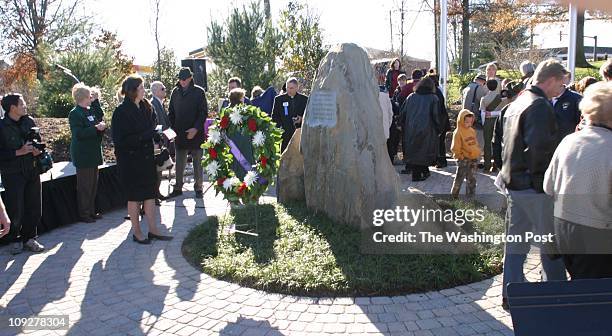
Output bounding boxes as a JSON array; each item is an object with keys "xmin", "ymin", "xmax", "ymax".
[
  {"xmin": 500, "ymin": 86, "xmax": 559, "ymax": 193},
  {"xmin": 0, "ymin": 115, "xmax": 38, "ymax": 175}
]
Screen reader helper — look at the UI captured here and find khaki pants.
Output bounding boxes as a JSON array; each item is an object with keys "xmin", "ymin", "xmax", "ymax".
[
  {"xmin": 174, "ymin": 148, "xmax": 203, "ymax": 192},
  {"xmin": 451, "ymin": 159, "xmax": 477, "ymax": 197},
  {"xmin": 76, "ymin": 167, "xmax": 99, "ymax": 218}
]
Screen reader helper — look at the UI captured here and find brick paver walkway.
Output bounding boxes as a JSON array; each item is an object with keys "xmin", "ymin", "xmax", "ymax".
[{"xmin": 1, "ymin": 165, "xmax": 542, "ymax": 335}]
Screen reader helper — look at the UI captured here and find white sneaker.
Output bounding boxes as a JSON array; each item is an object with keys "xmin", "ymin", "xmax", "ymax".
[
  {"xmin": 10, "ymin": 242, "xmax": 23, "ymax": 255},
  {"xmin": 24, "ymin": 239, "xmax": 44, "ymax": 253}
]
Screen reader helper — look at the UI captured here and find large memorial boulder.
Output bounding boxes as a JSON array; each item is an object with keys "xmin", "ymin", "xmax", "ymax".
[
  {"xmin": 277, "ymin": 129, "xmax": 305, "ymax": 203},
  {"xmin": 300, "ymin": 43, "xmax": 465, "ymax": 254},
  {"xmin": 300, "ymin": 43, "xmax": 400, "ymax": 229}
]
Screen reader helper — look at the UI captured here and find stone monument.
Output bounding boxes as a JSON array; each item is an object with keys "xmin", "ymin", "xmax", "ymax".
[
  {"xmin": 300, "ymin": 43, "xmax": 401, "ymax": 229},
  {"xmin": 300, "ymin": 43, "xmax": 464, "ymax": 254}
]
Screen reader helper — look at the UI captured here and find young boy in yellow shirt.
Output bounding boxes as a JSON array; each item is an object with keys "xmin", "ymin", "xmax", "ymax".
[{"xmin": 450, "ymin": 109, "xmax": 482, "ymax": 198}]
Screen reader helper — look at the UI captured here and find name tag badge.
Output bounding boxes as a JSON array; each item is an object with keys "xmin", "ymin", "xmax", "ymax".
[
  {"xmin": 282, "ymin": 102, "xmax": 289, "ymax": 107},
  {"xmin": 87, "ymin": 116, "xmax": 95, "ymax": 122}
]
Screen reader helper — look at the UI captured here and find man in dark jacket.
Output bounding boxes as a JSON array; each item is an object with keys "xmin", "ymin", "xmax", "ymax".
[
  {"xmin": 168, "ymin": 67, "xmax": 208, "ymax": 199},
  {"xmin": 151, "ymin": 81, "xmax": 170, "ymax": 130},
  {"xmin": 150, "ymin": 81, "xmax": 172, "ymax": 202},
  {"xmin": 387, "ymin": 74, "xmax": 408, "ymax": 164},
  {"xmin": 271, "ymin": 77, "xmax": 309, "ymax": 152},
  {"xmin": 399, "ymin": 77, "xmax": 441, "ymax": 181},
  {"xmin": 499, "ymin": 59, "xmax": 569, "ymax": 309},
  {"xmin": 427, "ymin": 73, "xmax": 450, "ymax": 168},
  {"xmin": 551, "ymin": 85, "xmax": 582, "ymax": 143},
  {"xmin": 0, "ymin": 94, "xmax": 45, "ymax": 255}
]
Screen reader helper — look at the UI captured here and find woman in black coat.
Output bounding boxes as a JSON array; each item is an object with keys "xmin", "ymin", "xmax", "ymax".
[
  {"xmin": 399, "ymin": 77, "xmax": 442, "ymax": 181},
  {"xmin": 112, "ymin": 75, "xmax": 172, "ymax": 244}
]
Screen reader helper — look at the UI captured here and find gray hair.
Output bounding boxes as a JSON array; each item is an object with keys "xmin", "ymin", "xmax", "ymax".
[
  {"xmin": 532, "ymin": 59, "xmax": 569, "ymax": 84},
  {"xmin": 151, "ymin": 81, "xmax": 165, "ymax": 93},
  {"xmin": 579, "ymin": 81, "xmax": 612, "ymax": 128},
  {"xmin": 519, "ymin": 61, "xmax": 536, "ymax": 77}
]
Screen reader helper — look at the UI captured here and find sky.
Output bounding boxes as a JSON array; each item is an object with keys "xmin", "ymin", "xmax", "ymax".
[{"xmin": 87, "ymin": 0, "xmax": 612, "ymax": 67}]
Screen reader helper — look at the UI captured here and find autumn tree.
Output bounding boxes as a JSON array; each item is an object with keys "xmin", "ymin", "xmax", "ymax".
[{"xmin": 0, "ymin": 0, "xmax": 90, "ymax": 81}]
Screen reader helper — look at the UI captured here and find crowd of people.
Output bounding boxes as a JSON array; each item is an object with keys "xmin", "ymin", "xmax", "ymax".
[
  {"xmin": 0, "ymin": 66, "xmax": 310, "ymax": 249},
  {"xmin": 0, "ymin": 52, "xmax": 609, "ymax": 314},
  {"xmin": 385, "ymin": 60, "xmax": 450, "ymax": 181},
  {"xmin": 385, "ymin": 57, "xmax": 612, "ymax": 309}
]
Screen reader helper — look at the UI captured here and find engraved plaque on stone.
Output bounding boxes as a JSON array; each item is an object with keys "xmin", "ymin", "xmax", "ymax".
[{"xmin": 305, "ymin": 90, "xmax": 337, "ymax": 127}]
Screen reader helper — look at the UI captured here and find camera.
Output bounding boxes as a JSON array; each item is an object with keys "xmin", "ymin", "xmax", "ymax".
[
  {"xmin": 26, "ymin": 127, "xmax": 46, "ymax": 151},
  {"xmin": 26, "ymin": 127, "xmax": 53, "ymax": 174}
]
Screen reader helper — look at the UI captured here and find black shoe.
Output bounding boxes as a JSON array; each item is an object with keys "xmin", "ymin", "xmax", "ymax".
[
  {"xmin": 148, "ymin": 232, "xmax": 173, "ymax": 241},
  {"xmin": 132, "ymin": 235, "xmax": 151, "ymax": 245},
  {"xmin": 80, "ymin": 217, "xmax": 95, "ymax": 223},
  {"xmin": 195, "ymin": 190, "xmax": 204, "ymax": 199},
  {"xmin": 92, "ymin": 213, "xmax": 103, "ymax": 220},
  {"xmin": 412, "ymin": 174, "xmax": 427, "ymax": 182},
  {"xmin": 167, "ymin": 189, "xmax": 183, "ymax": 198},
  {"xmin": 435, "ymin": 162, "xmax": 448, "ymax": 168}
]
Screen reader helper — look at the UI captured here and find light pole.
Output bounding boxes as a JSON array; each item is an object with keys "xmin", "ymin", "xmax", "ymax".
[{"xmin": 439, "ymin": 0, "xmax": 448, "ymax": 98}]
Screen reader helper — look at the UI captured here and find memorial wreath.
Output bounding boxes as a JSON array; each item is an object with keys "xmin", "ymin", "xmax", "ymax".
[{"xmin": 202, "ymin": 104, "xmax": 282, "ymax": 204}]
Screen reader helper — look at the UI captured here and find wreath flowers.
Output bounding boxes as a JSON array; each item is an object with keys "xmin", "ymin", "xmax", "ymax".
[{"xmin": 202, "ymin": 104, "xmax": 282, "ymax": 204}]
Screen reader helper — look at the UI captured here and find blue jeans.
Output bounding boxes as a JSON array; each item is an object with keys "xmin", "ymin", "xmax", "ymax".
[{"xmin": 502, "ymin": 188, "xmax": 567, "ymax": 298}]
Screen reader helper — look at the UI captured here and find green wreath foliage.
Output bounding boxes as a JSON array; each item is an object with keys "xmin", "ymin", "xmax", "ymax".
[{"xmin": 202, "ymin": 104, "xmax": 283, "ymax": 204}]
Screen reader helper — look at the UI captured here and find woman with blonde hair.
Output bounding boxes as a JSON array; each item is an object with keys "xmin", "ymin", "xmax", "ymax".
[
  {"xmin": 69, "ymin": 83, "xmax": 106, "ymax": 222},
  {"xmin": 544, "ymin": 81, "xmax": 612, "ymax": 279},
  {"xmin": 112, "ymin": 75, "xmax": 172, "ymax": 244}
]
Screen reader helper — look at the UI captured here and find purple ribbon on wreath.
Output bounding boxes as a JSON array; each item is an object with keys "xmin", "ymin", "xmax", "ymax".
[{"xmin": 223, "ymin": 134, "xmax": 268, "ymax": 185}]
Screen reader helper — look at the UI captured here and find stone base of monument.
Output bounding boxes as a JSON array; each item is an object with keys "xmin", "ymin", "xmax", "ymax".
[{"xmin": 277, "ymin": 129, "xmax": 305, "ymax": 203}]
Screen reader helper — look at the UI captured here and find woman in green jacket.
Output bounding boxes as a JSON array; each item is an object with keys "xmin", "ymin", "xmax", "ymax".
[{"xmin": 69, "ymin": 84, "xmax": 106, "ymax": 222}]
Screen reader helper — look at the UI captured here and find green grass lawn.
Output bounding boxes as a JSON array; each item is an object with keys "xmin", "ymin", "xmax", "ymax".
[{"xmin": 182, "ymin": 200, "xmax": 504, "ymax": 297}]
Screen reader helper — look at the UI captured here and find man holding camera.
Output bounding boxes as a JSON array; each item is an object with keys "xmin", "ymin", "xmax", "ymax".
[
  {"xmin": 0, "ymin": 94, "xmax": 45, "ymax": 255},
  {"xmin": 272, "ymin": 77, "xmax": 309, "ymax": 152}
]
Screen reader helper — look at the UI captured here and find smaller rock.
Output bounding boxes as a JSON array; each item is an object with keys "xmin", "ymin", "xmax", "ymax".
[{"xmin": 278, "ymin": 129, "xmax": 305, "ymax": 203}]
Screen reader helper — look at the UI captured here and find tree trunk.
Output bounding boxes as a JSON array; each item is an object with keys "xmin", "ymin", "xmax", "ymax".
[
  {"xmin": 154, "ymin": 0, "xmax": 162, "ymax": 79},
  {"xmin": 264, "ymin": 0, "xmax": 271, "ymax": 21},
  {"xmin": 575, "ymin": 8, "xmax": 591, "ymax": 68},
  {"xmin": 460, "ymin": 0, "xmax": 470, "ymax": 74},
  {"xmin": 35, "ymin": 57, "xmax": 45, "ymax": 82}
]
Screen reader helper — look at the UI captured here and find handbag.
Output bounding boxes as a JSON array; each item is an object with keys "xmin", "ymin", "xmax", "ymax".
[{"xmin": 155, "ymin": 148, "xmax": 173, "ymax": 172}]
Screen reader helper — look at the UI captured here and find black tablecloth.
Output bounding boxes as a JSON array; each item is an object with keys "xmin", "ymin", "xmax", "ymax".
[{"xmin": 1, "ymin": 164, "xmax": 125, "ymax": 244}]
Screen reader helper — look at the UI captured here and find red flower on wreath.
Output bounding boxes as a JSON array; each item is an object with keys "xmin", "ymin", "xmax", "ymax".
[
  {"xmin": 217, "ymin": 177, "xmax": 226, "ymax": 186},
  {"xmin": 237, "ymin": 182, "xmax": 248, "ymax": 195},
  {"xmin": 260, "ymin": 155, "xmax": 268, "ymax": 168},
  {"xmin": 247, "ymin": 118, "xmax": 257, "ymax": 132},
  {"xmin": 220, "ymin": 116, "xmax": 230, "ymax": 129},
  {"xmin": 209, "ymin": 148, "xmax": 218, "ymax": 159}
]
